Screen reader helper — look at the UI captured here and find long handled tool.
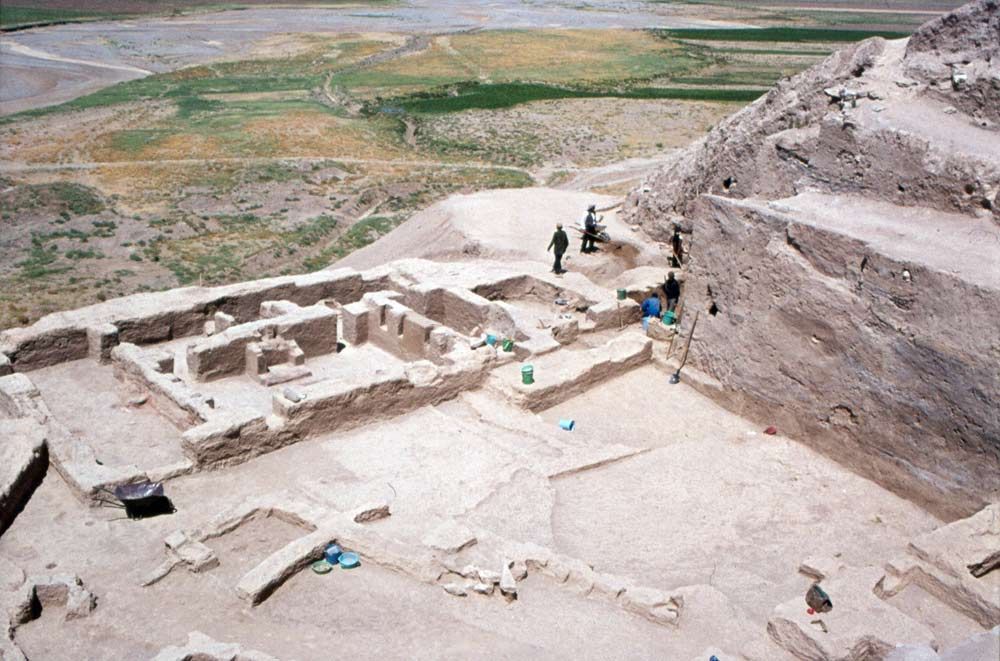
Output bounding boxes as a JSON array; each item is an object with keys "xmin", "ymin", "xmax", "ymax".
[
  {"xmin": 669, "ymin": 310, "xmax": 699, "ymax": 384},
  {"xmin": 665, "ymin": 300, "xmax": 684, "ymax": 357}
]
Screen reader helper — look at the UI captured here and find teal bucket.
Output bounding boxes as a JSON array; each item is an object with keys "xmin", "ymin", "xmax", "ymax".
[
  {"xmin": 616, "ymin": 288, "xmax": 627, "ymax": 301},
  {"xmin": 502, "ymin": 338, "xmax": 514, "ymax": 352},
  {"xmin": 486, "ymin": 334, "xmax": 497, "ymax": 346},
  {"xmin": 521, "ymin": 365, "xmax": 534, "ymax": 385},
  {"xmin": 662, "ymin": 310, "xmax": 677, "ymax": 325}
]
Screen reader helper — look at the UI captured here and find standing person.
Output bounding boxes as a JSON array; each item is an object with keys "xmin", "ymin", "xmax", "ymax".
[
  {"xmin": 547, "ymin": 223, "xmax": 569, "ymax": 274},
  {"xmin": 641, "ymin": 291, "xmax": 662, "ymax": 333},
  {"xmin": 670, "ymin": 227, "xmax": 684, "ymax": 267},
  {"xmin": 662, "ymin": 271, "xmax": 681, "ymax": 312},
  {"xmin": 581, "ymin": 205, "xmax": 600, "ymax": 254}
]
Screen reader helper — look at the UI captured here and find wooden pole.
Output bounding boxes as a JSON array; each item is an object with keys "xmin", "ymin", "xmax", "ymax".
[{"xmin": 670, "ymin": 310, "xmax": 699, "ymax": 384}]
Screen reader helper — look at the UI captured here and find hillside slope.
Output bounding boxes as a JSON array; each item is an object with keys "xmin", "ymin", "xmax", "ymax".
[{"xmin": 625, "ymin": 0, "xmax": 1000, "ymax": 520}]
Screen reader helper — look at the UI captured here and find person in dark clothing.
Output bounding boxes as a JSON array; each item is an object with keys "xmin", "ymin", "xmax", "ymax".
[
  {"xmin": 670, "ymin": 228, "xmax": 684, "ymax": 267},
  {"xmin": 662, "ymin": 271, "xmax": 681, "ymax": 312},
  {"xmin": 581, "ymin": 205, "xmax": 600, "ymax": 253},
  {"xmin": 547, "ymin": 223, "xmax": 569, "ymax": 274}
]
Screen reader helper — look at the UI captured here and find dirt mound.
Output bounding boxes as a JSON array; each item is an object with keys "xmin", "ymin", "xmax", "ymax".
[
  {"xmin": 625, "ymin": 0, "xmax": 1000, "ymax": 519},
  {"xmin": 626, "ymin": 0, "xmax": 999, "ymax": 225},
  {"xmin": 906, "ymin": 0, "xmax": 1000, "ymax": 58},
  {"xmin": 335, "ymin": 187, "xmax": 665, "ymax": 284},
  {"xmin": 905, "ymin": 0, "xmax": 1000, "ymax": 122}
]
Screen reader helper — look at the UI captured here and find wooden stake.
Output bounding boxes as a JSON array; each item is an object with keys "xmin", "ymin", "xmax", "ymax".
[
  {"xmin": 670, "ymin": 310, "xmax": 699, "ymax": 384},
  {"xmin": 677, "ymin": 310, "xmax": 699, "ymax": 373}
]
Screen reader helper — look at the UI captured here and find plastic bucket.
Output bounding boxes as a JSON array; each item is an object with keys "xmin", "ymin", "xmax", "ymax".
[
  {"xmin": 662, "ymin": 310, "xmax": 676, "ymax": 325},
  {"xmin": 339, "ymin": 551, "xmax": 360, "ymax": 569},
  {"xmin": 486, "ymin": 334, "xmax": 497, "ymax": 346},
  {"xmin": 559, "ymin": 419, "xmax": 575, "ymax": 431},
  {"xmin": 521, "ymin": 365, "xmax": 534, "ymax": 385},
  {"xmin": 311, "ymin": 560, "xmax": 334, "ymax": 574},
  {"xmin": 324, "ymin": 543, "xmax": 342, "ymax": 564},
  {"xmin": 616, "ymin": 288, "xmax": 627, "ymax": 301},
  {"xmin": 502, "ymin": 339, "xmax": 514, "ymax": 352}
]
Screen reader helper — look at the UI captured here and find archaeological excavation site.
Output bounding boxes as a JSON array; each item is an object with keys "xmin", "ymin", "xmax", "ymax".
[{"xmin": 1, "ymin": 0, "xmax": 999, "ymax": 659}]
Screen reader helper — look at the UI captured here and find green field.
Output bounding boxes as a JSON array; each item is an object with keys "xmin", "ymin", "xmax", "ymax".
[
  {"xmin": 0, "ymin": 5, "xmax": 118, "ymax": 28},
  {"xmin": 657, "ymin": 27, "xmax": 910, "ymax": 42},
  {"xmin": 388, "ymin": 82, "xmax": 763, "ymax": 114}
]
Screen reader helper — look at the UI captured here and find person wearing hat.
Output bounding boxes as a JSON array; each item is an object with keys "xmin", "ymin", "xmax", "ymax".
[
  {"xmin": 547, "ymin": 223, "xmax": 569, "ymax": 274},
  {"xmin": 581, "ymin": 204, "xmax": 600, "ymax": 253},
  {"xmin": 670, "ymin": 226, "xmax": 684, "ymax": 267}
]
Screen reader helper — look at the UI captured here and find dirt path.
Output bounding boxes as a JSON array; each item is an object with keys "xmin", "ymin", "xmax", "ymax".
[
  {"xmin": 533, "ymin": 156, "xmax": 673, "ymax": 192},
  {"xmin": 321, "ymin": 34, "xmax": 433, "ymax": 114},
  {"xmin": 0, "ymin": 154, "xmax": 535, "ymax": 177}
]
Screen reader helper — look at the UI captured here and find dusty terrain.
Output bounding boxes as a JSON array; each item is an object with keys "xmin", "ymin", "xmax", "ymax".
[
  {"xmin": 1, "ymin": 2, "xmax": 998, "ymax": 661},
  {"xmin": 3, "ymin": 1, "xmax": 964, "ymax": 329}
]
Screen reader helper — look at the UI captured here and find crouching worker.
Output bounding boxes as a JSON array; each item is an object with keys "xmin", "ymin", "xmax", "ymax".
[{"xmin": 641, "ymin": 292, "xmax": 662, "ymax": 333}]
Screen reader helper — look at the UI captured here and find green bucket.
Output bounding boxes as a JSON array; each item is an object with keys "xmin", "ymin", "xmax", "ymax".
[
  {"xmin": 521, "ymin": 364, "xmax": 534, "ymax": 385},
  {"xmin": 502, "ymin": 338, "xmax": 515, "ymax": 352},
  {"xmin": 662, "ymin": 310, "xmax": 677, "ymax": 325},
  {"xmin": 616, "ymin": 288, "xmax": 627, "ymax": 301}
]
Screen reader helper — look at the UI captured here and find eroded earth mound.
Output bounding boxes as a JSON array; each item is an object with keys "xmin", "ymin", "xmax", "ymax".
[{"xmin": 626, "ymin": 0, "xmax": 1000, "ymax": 521}]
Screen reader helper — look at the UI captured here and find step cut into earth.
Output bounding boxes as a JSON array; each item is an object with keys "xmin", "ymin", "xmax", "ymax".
[{"xmin": 625, "ymin": 0, "xmax": 1000, "ymax": 521}]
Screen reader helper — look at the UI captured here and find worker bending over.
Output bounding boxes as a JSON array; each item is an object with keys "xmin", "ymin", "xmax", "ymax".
[{"xmin": 641, "ymin": 292, "xmax": 662, "ymax": 333}]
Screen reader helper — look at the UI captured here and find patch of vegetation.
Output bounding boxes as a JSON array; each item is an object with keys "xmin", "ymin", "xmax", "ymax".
[
  {"xmin": 16, "ymin": 244, "xmax": 66, "ymax": 279},
  {"xmin": 91, "ymin": 220, "xmax": 118, "ymax": 237},
  {"xmin": 3, "ymin": 34, "xmax": 398, "ymax": 125},
  {"xmin": 1, "ymin": 0, "xmax": 396, "ymax": 29},
  {"xmin": 65, "ymin": 248, "xmax": 105, "ymax": 260},
  {"xmin": 672, "ymin": 70, "xmax": 785, "ymax": 86},
  {"xmin": 654, "ymin": 27, "xmax": 910, "ymax": 43},
  {"xmin": 709, "ymin": 47, "xmax": 832, "ymax": 56},
  {"xmin": 3, "ymin": 182, "xmax": 105, "ymax": 216},
  {"xmin": 110, "ymin": 129, "xmax": 174, "ymax": 153},
  {"xmin": 218, "ymin": 213, "xmax": 266, "ymax": 231},
  {"xmin": 303, "ymin": 215, "xmax": 401, "ymax": 270},
  {"xmin": 0, "ymin": 5, "xmax": 118, "ymax": 28},
  {"xmin": 387, "ymin": 82, "xmax": 762, "ymax": 114},
  {"xmin": 332, "ymin": 29, "xmax": 707, "ymax": 101},
  {"xmin": 288, "ymin": 214, "xmax": 339, "ymax": 246},
  {"xmin": 166, "ymin": 244, "xmax": 243, "ymax": 285}
]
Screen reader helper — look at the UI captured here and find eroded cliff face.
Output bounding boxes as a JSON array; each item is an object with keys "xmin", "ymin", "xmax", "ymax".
[{"xmin": 626, "ymin": 0, "xmax": 1000, "ymax": 520}]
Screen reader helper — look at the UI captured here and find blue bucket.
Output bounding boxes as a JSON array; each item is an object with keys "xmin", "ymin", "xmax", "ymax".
[
  {"xmin": 559, "ymin": 419, "xmax": 575, "ymax": 431},
  {"xmin": 324, "ymin": 543, "xmax": 342, "ymax": 564},
  {"xmin": 339, "ymin": 551, "xmax": 360, "ymax": 569}
]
